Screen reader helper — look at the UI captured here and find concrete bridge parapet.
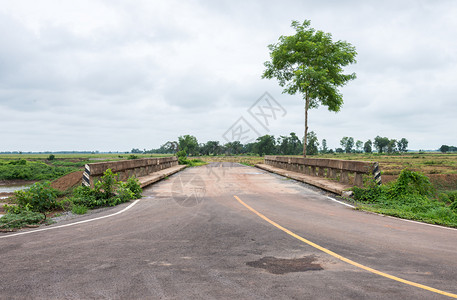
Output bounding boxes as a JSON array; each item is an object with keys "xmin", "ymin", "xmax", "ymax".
[
  {"xmin": 263, "ymin": 156, "xmax": 381, "ymax": 187},
  {"xmin": 83, "ymin": 157, "xmax": 178, "ymax": 187}
]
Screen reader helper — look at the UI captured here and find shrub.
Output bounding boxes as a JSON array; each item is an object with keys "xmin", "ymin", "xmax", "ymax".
[
  {"xmin": 14, "ymin": 181, "xmax": 58, "ymax": 215},
  {"xmin": 116, "ymin": 182, "xmax": 135, "ymax": 203},
  {"xmin": 0, "ymin": 210, "xmax": 45, "ymax": 229},
  {"xmin": 438, "ymin": 193, "xmax": 451, "ymax": 204},
  {"xmin": 8, "ymin": 159, "xmax": 27, "ymax": 165},
  {"xmin": 94, "ymin": 169, "xmax": 118, "ymax": 199},
  {"xmin": 69, "ymin": 170, "xmax": 140, "ymax": 209},
  {"xmin": 177, "ymin": 150, "xmax": 188, "ymax": 165},
  {"xmin": 389, "ymin": 169, "xmax": 433, "ymax": 198},
  {"xmin": 352, "ymin": 169, "xmax": 457, "ymax": 227},
  {"xmin": 125, "ymin": 176, "xmax": 142, "ymax": 199}
]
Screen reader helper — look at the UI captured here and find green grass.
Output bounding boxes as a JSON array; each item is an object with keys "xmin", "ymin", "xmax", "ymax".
[
  {"xmin": 0, "ymin": 160, "xmax": 78, "ymax": 181},
  {"xmin": 0, "ymin": 154, "xmax": 175, "ymax": 181},
  {"xmin": 0, "ymin": 153, "xmax": 173, "ymax": 159},
  {"xmin": 179, "ymin": 158, "xmax": 207, "ymax": 167},
  {"xmin": 352, "ymin": 169, "xmax": 457, "ymax": 228},
  {"xmin": 71, "ymin": 204, "xmax": 88, "ymax": 215},
  {"xmin": 0, "ymin": 210, "xmax": 45, "ymax": 229}
]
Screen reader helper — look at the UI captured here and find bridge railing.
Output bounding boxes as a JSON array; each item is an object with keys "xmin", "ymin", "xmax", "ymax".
[
  {"xmin": 82, "ymin": 157, "xmax": 178, "ymax": 187},
  {"xmin": 264, "ymin": 156, "xmax": 381, "ymax": 187}
]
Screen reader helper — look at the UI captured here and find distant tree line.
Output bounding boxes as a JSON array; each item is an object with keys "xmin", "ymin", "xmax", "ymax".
[
  {"xmin": 335, "ymin": 136, "xmax": 409, "ymax": 154},
  {"xmin": 439, "ymin": 145, "xmax": 457, "ymax": 153},
  {"xmin": 144, "ymin": 133, "xmax": 306, "ymax": 156},
  {"xmin": 140, "ymin": 133, "xmax": 411, "ymax": 156}
]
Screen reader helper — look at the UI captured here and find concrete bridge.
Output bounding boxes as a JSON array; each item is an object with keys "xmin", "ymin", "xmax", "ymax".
[{"xmin": 1, "ymin": 160, "xmax": 456, "ymax": 299}]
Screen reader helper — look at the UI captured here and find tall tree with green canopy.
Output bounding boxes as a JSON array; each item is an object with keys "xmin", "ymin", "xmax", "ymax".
[{"xmin": 262, "ymin": 20, "xmax": 357, "ymax": 157}]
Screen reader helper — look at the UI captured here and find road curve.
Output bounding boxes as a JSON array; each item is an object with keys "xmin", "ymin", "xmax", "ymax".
[{"xmin": 0, "ymin": 162, "xmax": 456, "ymax": 299}]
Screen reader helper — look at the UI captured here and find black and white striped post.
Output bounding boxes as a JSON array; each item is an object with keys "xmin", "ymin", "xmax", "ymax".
[
  {"xmin": 372, "ymin": 162, "xmax": 382, "ymax": 186},
  {"xmin": 82, "ymin": 164, "xmax": 91, "ymax": 187}
]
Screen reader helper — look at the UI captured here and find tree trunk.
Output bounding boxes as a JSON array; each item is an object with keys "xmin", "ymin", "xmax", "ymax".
[{"xmin": 303, "ymin": 93, "xmax": 309, "ymax": 157}]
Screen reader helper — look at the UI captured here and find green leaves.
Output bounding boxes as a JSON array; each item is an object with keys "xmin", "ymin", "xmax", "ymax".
[
  {"xmin": 262, "ymin": 19, "xmax": 357, "ymax": 108},
  {"xmin": 14, "ymin": 181, "xmax": 58, "ymax": 214},
  {"xmin": 263, "ymin": 19, "xmax": 357, "ymax": 156},
  {"xmin": 351, "ymin": 169, "xmax": 457, "ymax": 227}
]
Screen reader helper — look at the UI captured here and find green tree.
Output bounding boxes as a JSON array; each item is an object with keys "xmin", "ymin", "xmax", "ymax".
[
  {"xmin": 440, "ymin": 145, "xmax": 450, "ymax": 153},
  {"xmin": 364, "ymin": 140, "xmax": 373, "ymax": 153},
  {"xmin": 340, "ymin": 137, "xmax": 354, "ymax": 153},
  {"xmin": 277, "ymin": 132, "xmax": 303, "ymax": 155},
  {"xmin": 306, "ymin": 131, "xmax": 319, "ymax": 155},
  {"xmin": 178, "ymin": 135, "xmax": 199, "ymax": 156},
  {"xmin": 224, "ymin": 141, "xmax": 243, "ymax": 155},
  {"xmin": 200, "ymin": 141, "xmax": 222, "ymax": 156},
  {"xmin": 255, "ymin": 135, "xmax": 276, "ymax": 156},
  {"xmin": 243, "ymin": 142, "xmax": 256, "ymax": 154},
  {"xmin": 131, "ymin": 148, "xmax": 142, "ymax": 154},
  {"xmin": 262, "ymin": 20, "xmax": 357, "ymax": 157},
  {"xmin": 162, "ymin": 141, "xmax": 178, "ymax": 153},
  {"xmin": 374, "ymin": 136, "xmax": 389, "ymax": 153},
  {"xmin": 355, "ymin": 140, "xmax": 363, "ymax": 153},
  {"xmin": 397, "ymin": 138, "xmax": 408, "ymax": 153},
  {"xmin": 387, "ymin": 139, "xmax": 397, "ymax": 154},
  {"xmin": 321, "ymin": 139, "xmax": 328, "ymax": 154}
]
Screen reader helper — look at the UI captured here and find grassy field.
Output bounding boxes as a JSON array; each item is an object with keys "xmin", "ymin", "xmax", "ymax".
[
  {"xmin": 0, "ymin": 153, "xmax": 173, "ymax": 160},
  {"xmin": 0, "ymin": 153, "xmax": 173, "ymax": 181}
]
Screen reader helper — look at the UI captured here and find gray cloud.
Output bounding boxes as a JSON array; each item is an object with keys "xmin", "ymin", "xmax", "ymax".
[{"xmin": 0, "ymin": 0, "xmax": 456, "ymax": 151}]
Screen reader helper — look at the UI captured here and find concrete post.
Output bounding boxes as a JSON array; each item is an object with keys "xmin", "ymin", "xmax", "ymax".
[
  {"xmin": 311, "ymin": 166, "xmax": 316, "ymax": 176},
  {"xmin": 340, "ymin": 171, "xmax": 349, "ymax": 183},
  {"xmin": 318, "ymin": 167, "xmax": 325, "ymax": 177},
  {"xmin": 354, "ymin": 173, "xmax": 364, "ymax": 187}
]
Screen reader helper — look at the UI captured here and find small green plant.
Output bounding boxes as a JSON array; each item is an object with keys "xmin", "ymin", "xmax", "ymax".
[
  {"xmin": 128, "ymin": 154, "xmax": 139, "ymax": 160},
  {"xmin": 125, "ymin": 176, "xmax": 142, "ymax": 199},
  {"xmin": 48, "ymin": 154, "xmax": 55, "ymax": 160},
  {"xmin": 116, "ymin": 182, "xmax": 135, "ymax": 203},
  {"xmin": 94, "ymin": 169, "xmax": 118, "ymax": 199},
  {"xmin": 177, "ymin": 150, "xmax": 188, "ymax": 165},
  {"xmin": 72, "ymin": 204, "xmax": 88, "ymax": 215},
  {"xmin": 176, "ymin": 150, "xmax": 206, "ymax": 167},
  {"xmin": 438, "ymin": 191, "xmax": 457, "ymax": 207}
]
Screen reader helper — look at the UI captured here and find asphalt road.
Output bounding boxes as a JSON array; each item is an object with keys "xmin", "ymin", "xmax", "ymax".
[{"xmin": 1, "ymin": 162, "xmax": 456, "ymax": 299}]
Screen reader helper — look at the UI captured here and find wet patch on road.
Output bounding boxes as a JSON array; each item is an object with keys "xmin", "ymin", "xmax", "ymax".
[{"xmin": 246, "ymin": 256, "xmax": 323, "ymax": 274}]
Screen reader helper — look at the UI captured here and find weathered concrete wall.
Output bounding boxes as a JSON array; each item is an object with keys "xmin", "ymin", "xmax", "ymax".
[
  {"xmin": 264, "ymin": 156, "xmax": 381, "ymax": 187},
  {"xmin": 83, "ymin": 157, "xmax": 178, "ymax": 187}
]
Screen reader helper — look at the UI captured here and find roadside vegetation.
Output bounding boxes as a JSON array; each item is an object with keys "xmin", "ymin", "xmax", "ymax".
[
  {"xmin": 351, "ymin": 169, "xmax": 457, "ymax": 227},
  {"xmin": 0, "ymin": 153, "xmax": 173, "ymax": 181},
  {"xmin": 0, "ymin": 159, "xmax": 78, "ymax": 181},
  {"xmin": 0, "ymin": 169, "xmax": 142, "ymax": 230},
  {"xmin": 177, "ymin": 150, "xmax": 206, "ymax": 167}
]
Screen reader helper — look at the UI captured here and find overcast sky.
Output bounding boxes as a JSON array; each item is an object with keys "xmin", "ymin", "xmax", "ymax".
[{"xmin": 1, "ymin": 0, "xmax": 456, "ymax": 152}]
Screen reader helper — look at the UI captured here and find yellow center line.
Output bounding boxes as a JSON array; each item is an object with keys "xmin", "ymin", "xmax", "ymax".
[{"xmin": 234, "ymin": 195, "xmax": 457, "ymax": 299}]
